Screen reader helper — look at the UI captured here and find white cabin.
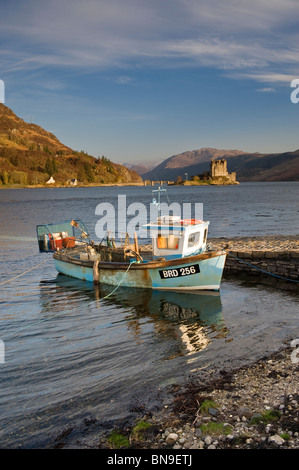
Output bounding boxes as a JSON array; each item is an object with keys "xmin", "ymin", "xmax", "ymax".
[{"xmin": 143, "ymin": 215, "xmax": 209, "ymax": 260}]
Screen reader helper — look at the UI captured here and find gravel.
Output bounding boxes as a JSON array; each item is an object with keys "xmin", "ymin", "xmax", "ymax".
[
  {"xmin": 120, "ymin": 346, "xmax": 299, "ymax": 449},
  {"xmin": 208, "ymin": 235, "xmax": 299, "ymax": 252}
]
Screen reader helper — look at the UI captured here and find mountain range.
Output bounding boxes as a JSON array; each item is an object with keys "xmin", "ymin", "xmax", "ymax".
[
  {"xmin": 0, "ymin": 103, "xmax": 142, "ymax": 186},
  {"xmin": 1, "ymin": 102, "xmax": 298, "ymax": 186},
  {"xmin": 130, "ymin": 147, "xmax": 299, "ymax": 182}
]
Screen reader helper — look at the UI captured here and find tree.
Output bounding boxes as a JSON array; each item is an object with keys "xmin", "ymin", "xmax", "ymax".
[
  {"xmin": 77, "ymin": 167, "xmax": 85, "ymax": 182},
  {"xmin": 0, "ymin": 170, "xmax": 9, "ymax": 185},
  {"xmin": 51, "ymin": 157, "xmax": 57, "ymax": 174},
  {"xmin": 45, "ymin": 157, "xmax": 53, "ymax": 176},
  {"xmin": 83, "ymin": 162, "xmax": 95, "ymax": 183},
  {"xmin": 45, "ymin": 157, "xmax": 57, "ymax": 176}
]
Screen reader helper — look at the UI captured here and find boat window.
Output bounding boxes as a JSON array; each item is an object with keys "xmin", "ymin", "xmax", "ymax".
[
  {"xmin": 203, "ymin": 228, "xmax": 208, "ymax": 244},
  {"xmin": 157, "ymin": 234, "xmax": 179, "ymax": 250},
  {"xmin": 188, "ymin": 232, "xmax": 200, "ymax": 248}
]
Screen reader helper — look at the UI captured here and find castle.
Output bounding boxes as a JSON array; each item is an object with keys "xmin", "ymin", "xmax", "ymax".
[
  {"xmin": 210, "ymin": 158, "xmax": 237, "ymax": 184},
  {"xmin": 187, "ymin": 158, "xmax": 238, "ymax": 185}
]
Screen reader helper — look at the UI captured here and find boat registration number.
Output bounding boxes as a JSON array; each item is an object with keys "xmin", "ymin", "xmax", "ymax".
[{"xmin": 159, "ymin": 264, "xmax": 200, "ymax": 279}]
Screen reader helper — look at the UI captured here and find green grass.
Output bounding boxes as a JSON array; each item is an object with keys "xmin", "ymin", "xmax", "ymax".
[
  {"xmin": 200, "ymin": 422, "xmax": 233, "ymax": 436},
  {"xmin": 249, "ymin": 409, "xmax": 281, "ymax": 426},
  {"xmin": 107, "ymin": 430, "xmax": 130, "ymax": 449},
  {"xmin": 131, "ymin": 421, "xmax": 152, "ymax": 441},
  {"xmin": 199, "ymin": 399, "xmax": 218, "ymax": 413},
  {"xmin": 280, "ymin": 433, "xmax": 291, "ymax": 441}
]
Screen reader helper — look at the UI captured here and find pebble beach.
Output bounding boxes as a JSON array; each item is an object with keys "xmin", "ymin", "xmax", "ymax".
[
  {"xmin": 145, "ymin": 346, "xmax": 299, "ymax": 449},
  {"xmin": 97, "ymin": 346, "xmax": 299, "ymax": 450}
]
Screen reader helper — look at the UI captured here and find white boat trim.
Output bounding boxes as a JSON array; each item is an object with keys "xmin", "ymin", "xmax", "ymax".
[{"xmin": 154, "ymin": 285, "xmax": 220, "ymax": 291}]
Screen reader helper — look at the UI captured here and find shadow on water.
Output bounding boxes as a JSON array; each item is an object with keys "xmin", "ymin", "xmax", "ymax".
[{"xmin": 51, "ymin": 274, "xmax": 229, "ymax": 357}]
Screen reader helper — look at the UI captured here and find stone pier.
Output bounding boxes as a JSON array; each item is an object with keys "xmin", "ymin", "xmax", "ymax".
[{"xmin": 209, "ymin": 235, "xmax": 299, "ymax": 290}]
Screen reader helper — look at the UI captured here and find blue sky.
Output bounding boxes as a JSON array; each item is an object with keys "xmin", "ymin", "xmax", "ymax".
[{"xmin": 0, "ymin": 0, "xmax": 298, "ymax": 164}]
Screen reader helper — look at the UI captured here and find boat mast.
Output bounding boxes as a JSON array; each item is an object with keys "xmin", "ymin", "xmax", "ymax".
[{"xmin": 152, "ymin": 186, "xmax": 169, "ymax": 218}]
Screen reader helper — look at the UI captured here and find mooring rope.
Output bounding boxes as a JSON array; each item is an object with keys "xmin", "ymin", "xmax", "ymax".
[
  {"xmin": 226, "ymin": 251, "xmax": 299, "ymax": 283},
  {"xmin": 0, "ymin": 259, "xmax": 49, "ymax": 286},
  {"xmin": 100, "ymin": 260, "xmax": 138, "ymax": 299}
]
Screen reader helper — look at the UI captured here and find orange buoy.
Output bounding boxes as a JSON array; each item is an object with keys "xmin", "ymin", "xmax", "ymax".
[{"xmin": 180, "ymin": 219, "xmax": 202, "ymax": 225}]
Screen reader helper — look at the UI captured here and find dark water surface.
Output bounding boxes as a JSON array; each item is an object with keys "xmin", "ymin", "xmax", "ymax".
[{"xmin": 0, "ymin": 183, "xmax": 299, "ymax": 448}]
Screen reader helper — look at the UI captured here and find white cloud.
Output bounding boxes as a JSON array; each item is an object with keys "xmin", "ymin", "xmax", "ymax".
[
  {"xmin": 257, "ymin": 87, "xmax": 276, "ymax": 93},
  {"xmin": 114, "ymin": 76, "xmax": 133, "ymax": 85},
  {"xmin": 0, "ymin": 0, "xmax": 298, "ymax": 86},
  {"xmin": 237, "ymin": 73, "xmax": 297, "ymax": 83},
  {"xmin": 184, "ymin": 0, "xmax": 299, "ymax": 33}
]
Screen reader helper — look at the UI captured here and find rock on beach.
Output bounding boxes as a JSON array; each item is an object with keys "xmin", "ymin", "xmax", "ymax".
[{"xmin": 117, "ymin": 346, "xmax": 299, "ymax": 450}]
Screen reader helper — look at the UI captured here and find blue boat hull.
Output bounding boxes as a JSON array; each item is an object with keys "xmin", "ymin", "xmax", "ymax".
[
  {"xmin": 54, "ymin": 251, "xmax": 226, "ymax": 291},
  {"xmin": 54, "ymin": 258, "xmax": 94, "ymax": 283},
  {"xmin": 149, "ymin": 255, "xmax": 226, "ymax": 291}
]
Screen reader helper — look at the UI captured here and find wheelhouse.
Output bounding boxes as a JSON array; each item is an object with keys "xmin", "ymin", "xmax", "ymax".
[{"xmin": 143, "ymin": 215, "xmax": 209, "ymax": 260}]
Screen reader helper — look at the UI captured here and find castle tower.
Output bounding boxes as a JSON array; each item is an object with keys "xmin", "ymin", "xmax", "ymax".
[{"xmin": 210, "ymin": 159, "xmax": 228, "ymax": 178}]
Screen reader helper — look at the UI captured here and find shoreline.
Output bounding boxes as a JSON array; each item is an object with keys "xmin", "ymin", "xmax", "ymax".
[
  {"xmin": 1, "ymin": 181, "xmax": 299, "ymax": 190},
  {"xmin": 97, "ymin": 345, "xmax": 299, "ymax": 450},
  {"xmin": 49, "ymin": 345, "xmax": 299, "ymax": 450},
  {"xmin": 0, "ymin": 182, "xmax": 147, "ymax": 189}
]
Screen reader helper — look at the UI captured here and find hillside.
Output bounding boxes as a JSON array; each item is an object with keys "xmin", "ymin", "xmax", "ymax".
[
  {"xmin": 123, "ymin": 162, "xmax": 155, "ymax": 177},
  {"xmin": 225, "ymin": 149, "xmax": 299, "ymax": 181},
  {"xmin": 141, "ymin": 147, "xmax": 299, "ymax": 182},
  {"xmin": 0, "ymin": 103, "xmax": 142, "ymax": 186},
  {"xmin": 141, "ymin": 148, "xmax": 246, "ymax": 180}
]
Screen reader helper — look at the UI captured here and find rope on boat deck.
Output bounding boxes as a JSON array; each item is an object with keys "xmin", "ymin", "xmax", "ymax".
[
  {"xmin": 100, "ymin": 260, "xmax": 137, "ymax": 299},
  {"xmin": 226, "ymin": 251, "xmax": 299, "ymax": 283},
  {"xmin": 0, "ymin": 259, "xmax": 49, "ymax": 286}
]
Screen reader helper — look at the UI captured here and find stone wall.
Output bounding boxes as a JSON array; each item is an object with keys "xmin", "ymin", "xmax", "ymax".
[
  {"xmin": 209, "ymin": 236, "xmax": 299, "ymax": 290},
  {"xmin": 224, "ymin": 250, "xmax": 299, "ymax": 283}
]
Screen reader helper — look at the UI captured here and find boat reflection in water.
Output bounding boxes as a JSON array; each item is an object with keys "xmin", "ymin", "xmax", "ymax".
[
  {"xmin": 104, "ymin": 285, "xmax": 227, "ymax": 358},
  {"xmin": 47, "ymin": 274, "xmax": 229, "ymax": 363}
]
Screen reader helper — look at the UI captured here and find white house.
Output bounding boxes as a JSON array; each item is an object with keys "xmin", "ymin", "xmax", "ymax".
[
  {"xmin": 67, "ymin": 178, "xmax": 78, "ymax": 186},
  {"xmin": 46, "ymin": 176, "xmax": 55, "ymax": 184}
]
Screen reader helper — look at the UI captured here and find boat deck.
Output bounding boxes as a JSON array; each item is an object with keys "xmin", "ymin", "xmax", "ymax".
[{"xmin": 59, "ymin": 243, "xmax": 154, "ymax": 263}]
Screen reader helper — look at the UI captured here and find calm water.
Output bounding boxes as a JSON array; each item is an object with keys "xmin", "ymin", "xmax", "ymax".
[{"xmin": 0, "ymin": 183, "xmax": 299, "ymax": 448}]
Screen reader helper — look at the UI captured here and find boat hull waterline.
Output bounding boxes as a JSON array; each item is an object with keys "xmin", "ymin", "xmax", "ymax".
[{"xmin": 53, "ymin": 250, "xmax": 227, "ymax": 291}]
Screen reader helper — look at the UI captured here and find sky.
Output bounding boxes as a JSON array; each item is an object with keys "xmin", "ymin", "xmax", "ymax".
[{"xmin": 0, "ymin": 0, "xmax": 299, "ymax": 164}]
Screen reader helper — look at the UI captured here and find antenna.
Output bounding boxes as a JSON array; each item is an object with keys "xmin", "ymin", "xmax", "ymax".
[{"xmin": 151, "ymin": 185, "xmax": 169, "ymax": 218}]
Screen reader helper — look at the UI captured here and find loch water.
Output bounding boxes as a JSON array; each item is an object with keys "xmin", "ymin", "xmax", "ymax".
[{"xmin": 0, "ymin": 182, "xmax": 299, "ymax": 448}]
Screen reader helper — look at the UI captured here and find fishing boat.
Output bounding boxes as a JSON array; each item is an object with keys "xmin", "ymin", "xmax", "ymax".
[{"xmin": 36, "ymin": 192, "xmax": 226, "ymax": 291}]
